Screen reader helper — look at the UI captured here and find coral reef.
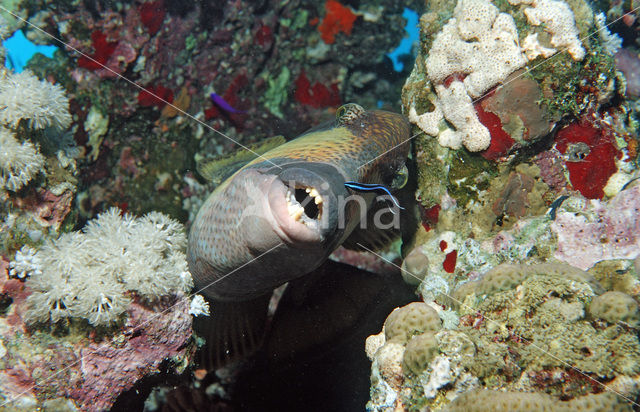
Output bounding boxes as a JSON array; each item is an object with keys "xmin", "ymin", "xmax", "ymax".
[
  {"xmin": 370, "ymin": 0, "xmax": 640, "ymax": 393},
  {"xmin": 0, "ymin": 0, "xmax": 636, "ymax": 409},
  {"xmin": 15, "ymin": 208, "xmax": 193, "ymax": 326},
  {"xmin": 367, "ymin": 261, "xmax": 640, "ymax": 411},
  {"xmin": 0, "ymin": 208, "xmax": 199, "ymax": 410},
  {"xmin": 403, "ymin": 0, "xmax": 620, "ymax": 174},
  {"xmin": 0, "ymin": 269, "xmax": 194, "ymax": 411},
  {"xmin": 32, "ymin": 0, "xmax": 415, "ymax": 221}
]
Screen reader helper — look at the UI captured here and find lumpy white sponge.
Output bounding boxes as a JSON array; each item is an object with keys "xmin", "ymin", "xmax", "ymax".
[
  {"xmin": 427, "ymin": 0, "xmax": 526, "ymax": 98},
  {"xmin": 509, "ymin": 0, "xmax": 585, "ymax": 60},
  {"xmin": 437, "ymin": 81, "xmax": 491, "ymax": 151},
  {"xmin": 410, "ymin": 0, "xmax": 527, "ymax": 152}
]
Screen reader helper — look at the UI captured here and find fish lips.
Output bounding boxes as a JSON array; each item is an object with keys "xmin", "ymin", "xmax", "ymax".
[{"xmin": 268, "ymin": 164, "xmax": 345, "ymax": 245}]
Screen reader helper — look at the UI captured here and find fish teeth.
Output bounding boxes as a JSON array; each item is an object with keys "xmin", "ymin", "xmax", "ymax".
[
  {"xmin": 284, "ymin": 186, "xmax": 324, "ymax": 223},
  {"xmin": 292, "ymin": 208, "xmax": 304, "ymax": 221}
]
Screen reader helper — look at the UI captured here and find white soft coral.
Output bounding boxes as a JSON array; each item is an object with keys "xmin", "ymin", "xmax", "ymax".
[
  {"xmin": 0, "ymin": 69, "xmax": 72, "ymax": 191},
  {"xmin": 0, "ymin": 127, "xmax": 44, "ymax": 190},
  {"xmin": 0, "ymin": 70, "xmax": 71, "ymax": 130},
  {"xmin": 16, "ymin": 208, "xmax": 194, "ymax": 326}
]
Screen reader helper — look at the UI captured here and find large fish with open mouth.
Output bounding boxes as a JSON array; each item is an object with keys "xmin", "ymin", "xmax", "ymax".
[{"xmin": 187, "ymin": 103, "xmax": 410, "ymax": 366}]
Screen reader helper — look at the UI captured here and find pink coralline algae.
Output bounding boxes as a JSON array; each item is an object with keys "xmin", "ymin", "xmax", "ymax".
[
  {"xmin": 551, "ymin": 185, "xmax": 640, "ymax": 270},
  {"xmin": 535, "ymin": 150, "xmax": 568, "ymax": 192},
  {"xmin": 11, "ymin": 188, "xmax": 74, "ymax": 231},
  {"xmin": 615, "ymin": 48, "xmax": 640, "ymax": 98},
  {"xmin": 0, "ymin": 275, "xmax": 193, "ymax": 411},
  {"xmin": 74, "ymin": 298, "xmax": 192, "ymax": 411}
]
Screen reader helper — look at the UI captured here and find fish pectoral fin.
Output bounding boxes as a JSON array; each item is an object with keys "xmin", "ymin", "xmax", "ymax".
[
  {"xmin": 341, "ymin": 199, "xmax": 401, "ymax": 251},
  {"xmin": 341, "ymin": 223, "xmax": 399, "ymax": 251},
  {"xmin": 196, "ymin": 135, "xmax": 286, "ymax": 184},
  {"xmin": 193, "ymin": 293, "xmax": 271, "ymax": 372}
]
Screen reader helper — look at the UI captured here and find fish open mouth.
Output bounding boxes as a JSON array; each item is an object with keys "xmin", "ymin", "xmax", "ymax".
[{"xmin": 286, "ymin": 185, "xmax": 323, "ymax": 227}]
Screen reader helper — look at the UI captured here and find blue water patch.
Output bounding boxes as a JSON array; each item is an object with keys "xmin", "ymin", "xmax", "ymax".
[
  {"xmin": 386, "ymin": 8, "xmax": 419, "ymax": 72},
  {"xmin": 3, "ymin": 30, "xmax": 58, "ymax": 72}
]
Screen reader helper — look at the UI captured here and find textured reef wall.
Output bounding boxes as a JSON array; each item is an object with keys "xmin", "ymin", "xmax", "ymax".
[
  {"xmin": 367, "ymin": 0, "xmax": 640, "ymax": 409},
  {"xmin": 367, "ymin": 188, "xmax": 640, "ymax": 410}
]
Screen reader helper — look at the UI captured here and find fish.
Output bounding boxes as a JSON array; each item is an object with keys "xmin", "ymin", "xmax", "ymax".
[
  {"xmin": 187, "ymin": 103, "xmax": 410, "ymax": 367},
  {"xmin": 210, "ymin": 92, "xmax": 247, "ymax": 114},
  {"xmin": 343, "ymin": 180, "xmax": 406, "ymax": 211}
]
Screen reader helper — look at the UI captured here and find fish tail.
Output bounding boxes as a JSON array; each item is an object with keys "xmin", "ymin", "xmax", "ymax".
[{"xmin": 193, "ymin": 294, "xmax": 271, "ymax": 371}]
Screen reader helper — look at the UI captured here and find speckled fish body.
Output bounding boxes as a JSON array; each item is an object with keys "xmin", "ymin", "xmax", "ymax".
[{"xmin": 187, "ymin": 104, "xmax": 410, "ymax": 301}]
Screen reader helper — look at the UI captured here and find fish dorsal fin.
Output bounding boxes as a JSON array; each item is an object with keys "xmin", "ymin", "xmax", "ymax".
[{"xmin": 196, "ymin": 135, "xmax": 286, "ymax": 184}]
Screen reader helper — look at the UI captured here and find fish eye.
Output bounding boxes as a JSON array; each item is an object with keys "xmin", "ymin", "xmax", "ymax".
[
  {"xmin": 336, "ymin": 103, "xmax": 364, "ymax": 125},
  {"xmin": 392, "ymin": 165, "xmax": 408, "ymax": 189}
]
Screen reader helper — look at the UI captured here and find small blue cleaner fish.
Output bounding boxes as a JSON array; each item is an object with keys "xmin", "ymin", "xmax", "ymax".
[
  {"xmin": 187, "ymin": 103, "xmax": 410, "ymax": 367},
  {"xmin": 344, "ymin": 181, "xmax": 405, "ymax": 211}
]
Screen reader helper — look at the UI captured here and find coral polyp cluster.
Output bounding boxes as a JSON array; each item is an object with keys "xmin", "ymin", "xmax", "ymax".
[
  {"xmin": 0, "ymin": 70, "xmax": 71, "ymax": 130},
  {"xmin": 16, "ymin": 208, "xmax": 193, "ymax": 326},
  {"xmin": 0, "ymin": 127, "xmax": 44, "ymax": 191},
  {"xmin": 0, "ymin": 69, "xmax": 71, "ymax": 191}
]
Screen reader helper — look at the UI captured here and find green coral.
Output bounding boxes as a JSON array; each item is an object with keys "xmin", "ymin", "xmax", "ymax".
[
  {"xmin": 446, "ymin": 149, "xmax": 495, "ymax": 206},
  {"xmin": 384, "ymin": 302, "xmax": 442, "ymax": 343},
  {"xmin": 262, "ymin": 67, "xmax": 290, "ymax": 119},
  {"xmin": 531, "ymin": 42, "xmax": 616, "ymax": 120},
  {"xmin": 412, "ymin": 134, "xmax": 449, "ymax": 207},
  {"xmin": 443, "ymin": 389, "xmax": 632, "ymax": 412},
  {"xmin": 589, "ymin": 291, "xmax": 640, "ymax": 327},
  {"xmin": 456, "ymin": 263, "xmax": 640, "ymax": 385},
  {"xmin": 454, "ymin": 262, "xmax": 603, "ymax": 304},
  {"xmin": 403, "ymin": 333, "xmax": 440, "ymax": 376}
]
